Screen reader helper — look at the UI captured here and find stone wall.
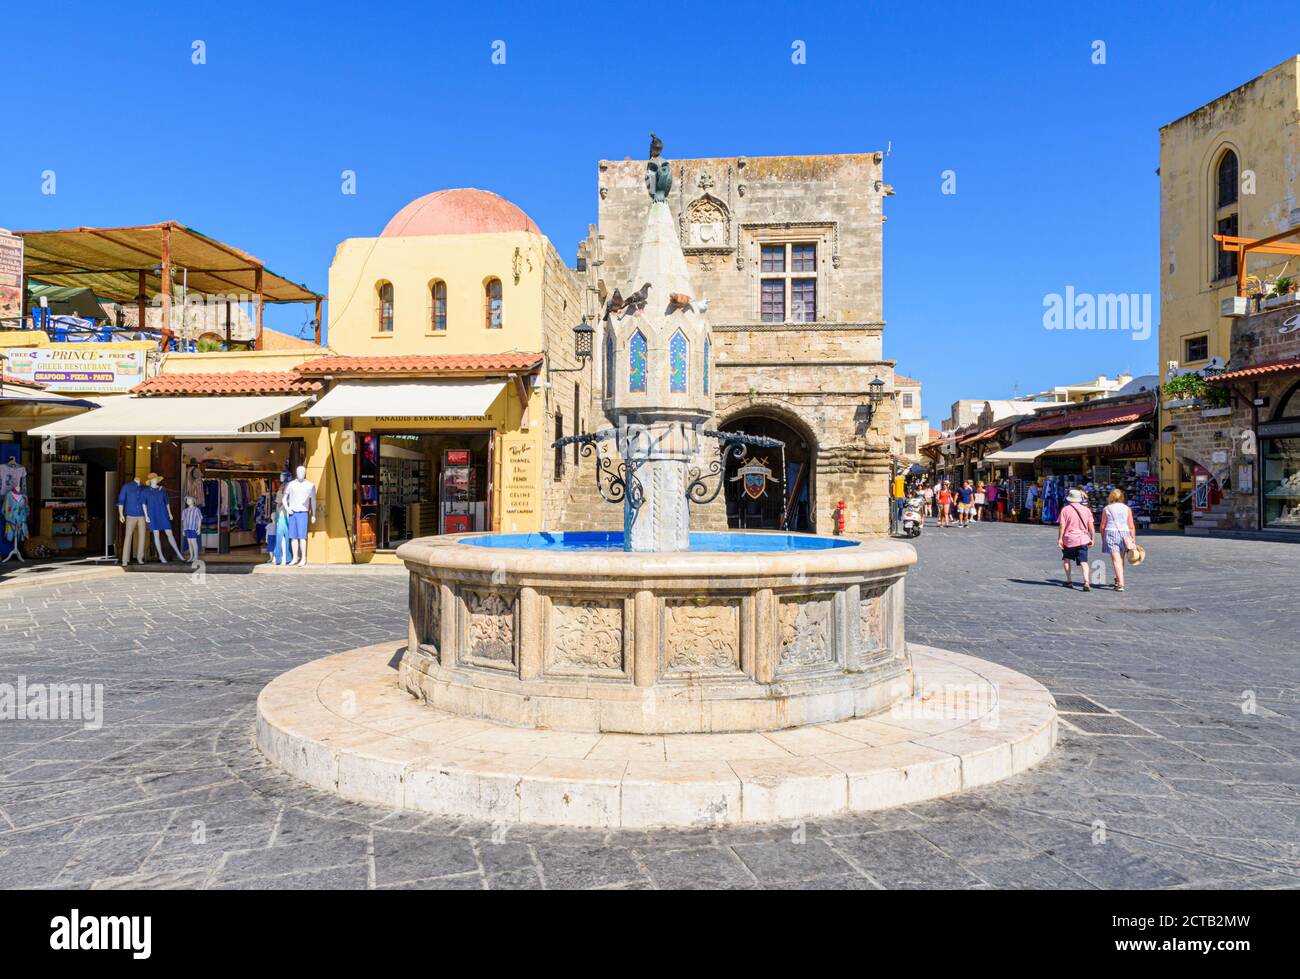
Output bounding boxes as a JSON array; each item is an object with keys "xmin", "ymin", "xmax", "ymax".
[{"xmin": 594, "ymin": 152, "xmax": 895, "ymax": 535}]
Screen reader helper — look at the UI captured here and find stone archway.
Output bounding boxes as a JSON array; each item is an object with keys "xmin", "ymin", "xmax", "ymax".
[{"xmin": 719, "ymin": 412, "xmax": 817, "ymax": 531}]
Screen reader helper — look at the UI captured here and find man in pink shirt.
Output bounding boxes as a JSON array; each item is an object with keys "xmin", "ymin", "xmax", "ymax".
[{"xmin": 1057, "ymin": 488, "xmax": 1096, "ymax": 591}]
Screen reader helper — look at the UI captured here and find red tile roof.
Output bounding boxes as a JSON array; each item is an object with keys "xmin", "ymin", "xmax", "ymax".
[
  {"xmin": 893, "ymin": 373, "xmax": 921, "ymax": 385},
  {"xmin": 133, "ymin": 371, "xmax": 321, "ymax": 396},
  {"xmin": 295, "ymin": 353, "xmax": 543, "ymax": 376},
  {"xmin": 1205, "ymin": 356, "xmax": 1300, "ymax": 383},
  {"xmin": 1016, "ymin": 398, "xmax": 1154, "ymax": 433}
]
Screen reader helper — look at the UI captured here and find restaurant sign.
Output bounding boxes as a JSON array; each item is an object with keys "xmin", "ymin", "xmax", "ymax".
[{"xmin": 3, "ymin": 346, "xmax": 146, "ymax": 393}]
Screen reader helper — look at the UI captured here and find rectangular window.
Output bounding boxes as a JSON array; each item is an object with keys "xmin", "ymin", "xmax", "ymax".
[
  {"xmin": 1216, "ymin": 215, "xmax": 1238, "ymax": 281},
  {"xmin": 756, "ymin": 241, "xmax": 820, "ymax": 324},
  {"xmin": 761, "ymin": 279, "xmax": 785, "ymax": 322},
  {"xmin": 791, "ymin": 279, "xmax": 816, "ymax": 322},
  {"xmin": 905, "ymin": 436, "xmax": 917, "ymax": 455},
  {"xmin": 1184, "ymin": 335, "xmax": 1209, "ymax": 363},
  {"xmin": 901, "ymin": 392, "xmax": 913, "ymax": 409}
]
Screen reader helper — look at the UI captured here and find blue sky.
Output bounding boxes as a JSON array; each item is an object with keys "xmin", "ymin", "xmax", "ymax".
[{"xmin": 3, "ymin": 1, "xmax": 1297, "ymax": 417}]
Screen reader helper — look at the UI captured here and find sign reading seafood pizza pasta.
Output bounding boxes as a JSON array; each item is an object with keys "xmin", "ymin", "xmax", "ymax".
[{"xmin": 3, "ymin": 346, "xmax": 145, "ymax": 393}]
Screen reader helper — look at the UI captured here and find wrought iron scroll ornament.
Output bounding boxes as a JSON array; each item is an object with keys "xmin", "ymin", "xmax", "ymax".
[
  {"xmin": 686, "ymin": 429, "xmax": 787, "ymax": 506},
  {"xmin": 552, "ymin": 430, "xmax": 644, "ymax": 511}
]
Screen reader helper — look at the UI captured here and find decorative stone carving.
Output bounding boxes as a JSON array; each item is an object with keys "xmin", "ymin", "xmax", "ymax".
[
  {"xmin": 859, "ymin": 589, "xmax": 885, "ymax": 658},
  {"xmin": 685, "ymin": 194, "xmax": 730, "ymax": 249},
  {"xmin": 663, "ymin": 598, "xmax": 741, "ymax": 675},
  {"xmin": 410, "ymin": 575, "xmax": 440, "ymax": 653},
  {"xmin": 465, "ymin": 589, "xmax": 514, "ymax": 663},
  {"xmin": 549, "ymin": 598, "xmax": 624, "ymax": 674},
  {"xmin": 779, "ymin": 594, "xmax": 834, "ymax": 670}
]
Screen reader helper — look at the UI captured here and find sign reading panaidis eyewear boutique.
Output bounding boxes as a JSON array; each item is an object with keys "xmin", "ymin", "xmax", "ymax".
[{"xmin": 3, "ymin": 346, "xmax": 145, "ymax": 393}]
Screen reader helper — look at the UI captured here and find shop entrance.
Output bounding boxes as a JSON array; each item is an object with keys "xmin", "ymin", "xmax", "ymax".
[
  {"xmin": 719, "ymin": 415, "xmax": 810, "ymax": 532},
  {"xmin": 358, "ymin": 431, "xmax": 493, "ymax": 550},
  {"xmin": 171, "ymin": 439, "xmax": 303, "ymax": 560}
]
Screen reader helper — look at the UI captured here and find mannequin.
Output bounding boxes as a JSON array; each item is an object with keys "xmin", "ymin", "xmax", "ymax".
[
  {"xmin": 180, "ymin": 495, "xmax": 203, "ymax": 563},
  {"xmin": 143, "ymin": 474, "xmax": 187, "ymax": 562},
  {"xmin": 117, "ymin": 475, "xmax": 148, "ymax": 566},
  {"xmin": 283, "ymin": 464, "xmax": 316, "ymax": 567},
  {"xmin": 2, "ymin": 484, "xmax": 29, "ymax": 563}
]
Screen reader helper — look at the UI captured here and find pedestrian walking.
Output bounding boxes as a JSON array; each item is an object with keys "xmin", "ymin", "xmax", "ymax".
[
  {"xmin": 936, "ymin": 482, "xmax": 953, "ymax": 527},
  {"xmin": 974, "ymin": 481, "xmax": 986, "ymax": 523},
  {"xmin": 921, "ymin": 482, "xmax": 934, "ymax": 520},
  {"xmin": 957, "ymin": 480, "xmax": 974, "ymax": 527},
  {"xmin": 1057, "ymin": 488, "xmax": 1096, "ymax": 591},
  {"xmin": 1099, "ymin": 488, "xmax": 1137, "ymax": 592}
]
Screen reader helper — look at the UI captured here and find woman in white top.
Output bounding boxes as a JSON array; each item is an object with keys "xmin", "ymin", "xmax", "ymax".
[{"xmin": 1099, "ymin": 488, "xmax": 1136, "ymax": 592}]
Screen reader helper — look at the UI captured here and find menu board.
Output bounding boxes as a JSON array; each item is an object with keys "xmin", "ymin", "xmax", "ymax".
[{"xmin": 0, "ymin": 232, "xmax": 21, "ymax": 324}]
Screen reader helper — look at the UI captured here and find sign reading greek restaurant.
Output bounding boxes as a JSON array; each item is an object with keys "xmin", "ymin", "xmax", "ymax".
[{"xmin": 3, "ymin": 346, "xmax": 145, "ymax": 393}]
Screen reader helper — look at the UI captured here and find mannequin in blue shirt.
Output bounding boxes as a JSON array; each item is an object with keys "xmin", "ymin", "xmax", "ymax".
[
  {"xmin": 117, "ymin": 476, "xmax": 147, "ymax": 565},
  {"xmin": 144, "ymin": 474, "xmax": 186, "ymax": 562}
]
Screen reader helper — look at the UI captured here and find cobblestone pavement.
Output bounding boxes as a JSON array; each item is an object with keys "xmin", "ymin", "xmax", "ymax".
[{"xmin": 0, "ymin": 527, "xmax": 1297, "ymax": 890}]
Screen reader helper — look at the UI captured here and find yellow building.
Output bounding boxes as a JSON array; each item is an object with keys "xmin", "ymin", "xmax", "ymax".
[
  {"xmin": 1158, "ymin": 56, "xmax": 1300, "ymax": 505},
  {"xmin": 28, "ymin": 189, "xmax": 597, "ymax": 564}
]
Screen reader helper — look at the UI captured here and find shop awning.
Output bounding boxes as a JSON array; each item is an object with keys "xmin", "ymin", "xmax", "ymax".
[
  {"xmin": 1040, "ymin": 422, "xmax": 1146, "ymax": 454},
  {"xmin": 302, "ymin": 380, "xmax": 507, "ymax": 419},
  {"xmin": 982, "ymin": 435, "xmax": 1063, "ymax": 463},
  {"xmin": 0, "ymin": 381, "xmax": 100, "ymax": 408},
  {"xmin": 27, "ymin": 394, "xmax": 310, "ymax": 438},
  {"xmin": 984, "ymin": 422, "xmax": 1147, "ymax": 463}
]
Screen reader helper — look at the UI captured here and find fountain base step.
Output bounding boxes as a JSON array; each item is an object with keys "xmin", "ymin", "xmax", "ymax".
[{"xmin": 256, "ymin": 641, "xmax": 1057, "ymax": 828}]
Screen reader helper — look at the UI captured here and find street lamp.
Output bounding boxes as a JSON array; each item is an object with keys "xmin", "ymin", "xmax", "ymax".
[{"xmin": 549, "ymin": 317, "xmax": 595, "ymax": 374}]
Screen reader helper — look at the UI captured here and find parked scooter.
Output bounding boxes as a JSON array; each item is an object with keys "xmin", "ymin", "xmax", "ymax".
[{"xmin": 901, "ymin": 495, "xmax": 925, "ymax": 538}]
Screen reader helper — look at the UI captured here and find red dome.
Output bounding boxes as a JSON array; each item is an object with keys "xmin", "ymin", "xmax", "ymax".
[{"xmin": 380, "ymin": 188, "xmax": 540, "ymax": 237}]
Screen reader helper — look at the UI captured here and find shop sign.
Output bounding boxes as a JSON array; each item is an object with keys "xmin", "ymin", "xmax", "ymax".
[
  {"xmin": 501, "ymin": 438, "xmax": 537, "ymax": 527},
  {"xmin": 374, "ymin": 415, "xmax": 487, "ymax": 422},
  {"xmin": 3, "ymin": 346, "xmax": 146, "ymax": 393},
  {"xmin": 731, "ymin": 457, "xmax": 774, "ymax": 500},
  {"xmin": 0, "ymin": 232, "xmax": 21, "ymax": 324},
  {"xmin": 1239, "ymin": 464, "xmax": 1254, "ymax": 494},
  {"xmin": 236, "ymin": 416, "xmax": 280, "ymax": 436}
]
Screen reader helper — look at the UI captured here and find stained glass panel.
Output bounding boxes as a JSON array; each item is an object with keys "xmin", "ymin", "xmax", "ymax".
[
  {"xmin": 629, "ymin": 330, "xmax": 647, "ymax": 393},
  {"xmin": 670, "ymin": 330, "xmax": 688, "ymax": 393}
]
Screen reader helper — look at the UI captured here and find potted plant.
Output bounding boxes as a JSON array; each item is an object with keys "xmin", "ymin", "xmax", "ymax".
[{"xmin": 1265, "ymin": 274, "xmax": 1298, "ymax": 309}]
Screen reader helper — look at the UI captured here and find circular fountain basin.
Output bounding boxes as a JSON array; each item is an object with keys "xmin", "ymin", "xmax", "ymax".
[{"xmin": 395, "ymin": 531, "xmax": 917, "ymax": 734}]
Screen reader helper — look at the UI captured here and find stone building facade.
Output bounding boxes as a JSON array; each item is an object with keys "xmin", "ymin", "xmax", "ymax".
[
  {"xmin": 1168, "ymin": 301, "xmax": 1300, "ymax": 534},
  {"xmin": 1157, "ymin": 56, "xmax": 1300, "ymax": 510},
  {"xmin": 588, "ymin": 152, "xmax": 898, "ymax": 535}
]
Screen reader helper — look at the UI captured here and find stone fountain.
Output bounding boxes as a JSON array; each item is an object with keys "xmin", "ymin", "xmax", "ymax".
[{"xmin": 254, "ymin": 139, "xmax": 1057, "ymax": 827}]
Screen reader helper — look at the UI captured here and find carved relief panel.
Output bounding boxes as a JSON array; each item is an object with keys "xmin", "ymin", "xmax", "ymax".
[
  {"xmin": 410, "ymin": 574, "xmax": 440, "ymax": 654},
  {"xmin": 546, "ymin": 597, "xmax": 630, "ymax": 678},
  {"xmin": 661, "ymin": 598, "xmax": 743, "ymax": 678},
  {"xmin": 461, "ymin": 588, "xmax": 516, "ymax": 670},
  {"xmin": 684, "ymin": 194, "xmax": 730, "ymax": 250},
  {"xmin": 859, "ymin": 585, "xmax": 897, "ymax": 667},
  {"xmin": 777, "ymin": 594, "xmax": 836, "ymax": 673}
]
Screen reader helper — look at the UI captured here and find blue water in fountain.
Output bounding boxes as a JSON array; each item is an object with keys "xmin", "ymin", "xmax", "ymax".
[{"xmin": 463, "ymin": 531, "xmax": 857, "ymax": 552}]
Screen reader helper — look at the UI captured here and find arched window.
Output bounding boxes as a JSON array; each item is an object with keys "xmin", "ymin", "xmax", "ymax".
[
  {"xmin": 376, "ymin": 281, "xmax": 394, "ymax": 333},
  {"xmin": 1274, "ymin": 380, "xmax": 1300, "ymax": 421},
  {"xmin": 429, "ymin": 280, "xmax": 447, "ymax": 332},
  {"xmin": 703, "ymin": 337, "xmax": 710, "ymax": 394},
  {"xmin": 1216, "ymin": 150, "xmax": 1238, "ymax": 208},
  {"xmin": 484, "ymin": 278, "xmax": 503, "ymax": 329},
  {"xmin": 669, "ymin": 329, "xmax": 688, "ymax": 393},
  {"xmin": 629, "ymin": 330, "xmax": 647, "ymax": 393},
  {"xmin": 1213, "ymin": 150, "xmax": 1239, "ymax": 281}
]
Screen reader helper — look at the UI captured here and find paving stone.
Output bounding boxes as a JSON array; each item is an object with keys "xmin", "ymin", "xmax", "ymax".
[{"xmin": 1, "ymin": 528, "xmax": 1295, "ymax": 889}]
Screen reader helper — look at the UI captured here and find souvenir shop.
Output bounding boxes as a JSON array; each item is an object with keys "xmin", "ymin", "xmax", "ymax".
[
  {"xmin": 353, "ymin": 430, "xmax": 492, "ymax": 551},
  {"xmin": 177, "ymin": 439, "xmax": 304, "ymax": 559},
  {"xmin": 0, "ymin": 435, "xmax": 118, "ymax": 562}
]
